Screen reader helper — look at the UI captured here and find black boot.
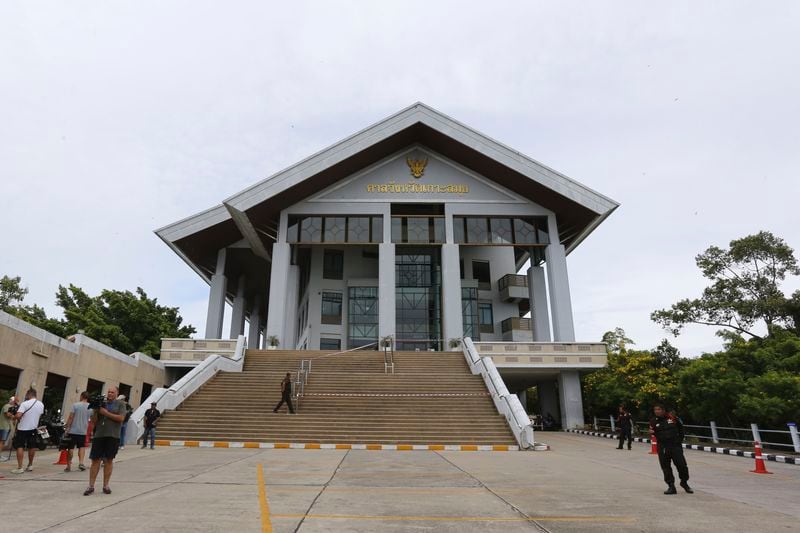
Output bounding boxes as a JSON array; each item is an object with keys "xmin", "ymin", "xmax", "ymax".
[
  {"xmin": 664, "ymin": 485, "xmax": 677, "ymax": 495},
  {"xmin": 680, "ymin": 481, "xmax": 693, "ymax": 494}
]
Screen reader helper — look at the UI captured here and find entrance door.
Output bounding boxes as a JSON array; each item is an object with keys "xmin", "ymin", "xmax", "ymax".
[{"xmin": 395, "ymin": 247, "xmax": 442, "ymax": 351}]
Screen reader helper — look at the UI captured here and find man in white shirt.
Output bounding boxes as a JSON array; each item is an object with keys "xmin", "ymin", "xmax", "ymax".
[{"xmin": 11, "ymin": 388, "xmax": 45, "ymax": 474}]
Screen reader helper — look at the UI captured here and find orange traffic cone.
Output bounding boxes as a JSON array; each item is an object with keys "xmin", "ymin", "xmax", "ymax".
[
  {"xmin": 649, "ymin": 435, "xmax": 658, "ymax": 455},
  {"xmin": 750, "ymin": 441, "xmax": 772, "ymax": 474},
  {"xmin": 53, "ymin": 448, "xmax": 69, "ymax": 465}
]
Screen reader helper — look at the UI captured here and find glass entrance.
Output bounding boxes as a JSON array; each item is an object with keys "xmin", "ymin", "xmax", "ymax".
[{"xmin": 395, "ymin": 247, "xmax": 442, "ymax": 351}]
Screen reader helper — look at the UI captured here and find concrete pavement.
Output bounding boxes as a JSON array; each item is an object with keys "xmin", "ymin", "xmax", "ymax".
[{"xmin": 1, "ymin": 432, "xmax": 798, "ymax": 532}]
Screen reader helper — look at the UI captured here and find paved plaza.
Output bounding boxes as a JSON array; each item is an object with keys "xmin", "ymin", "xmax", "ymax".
[{"xmin": 1, "ymin": 432, "xmax": 798, "ymax": 532}]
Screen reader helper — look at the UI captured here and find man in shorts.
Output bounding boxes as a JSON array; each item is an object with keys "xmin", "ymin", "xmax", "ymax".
[
  {"xmin": 84, "ymin": 386, "xmax": 126, "ymax": 495},
  {"xmin": 64, "ymin": 391, "xmax": 92, "ymax": 472},
  {"xmin": 11, "ymin": 388, "xmax": 44, "ymax": 474}
]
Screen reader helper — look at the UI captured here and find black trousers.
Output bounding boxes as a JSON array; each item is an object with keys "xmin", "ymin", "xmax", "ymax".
[
  {"xmin": 273, "ymin": 393, "xmax": 294, "ymax": 414},
  {"xmin": 617, "ymin": 427, "xmax": 632, "ymax": 448},
  {"xmin": 658, "ymin": 443, "xmax": 689, "ymax": 485}
]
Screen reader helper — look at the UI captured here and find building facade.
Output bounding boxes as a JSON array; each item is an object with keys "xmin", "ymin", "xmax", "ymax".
[{"xmin": 157, "ymin": 104, "xmax": 618, "ymax": 428}]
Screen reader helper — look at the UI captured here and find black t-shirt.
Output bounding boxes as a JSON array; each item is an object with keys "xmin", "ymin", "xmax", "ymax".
[{"xmin": 144, "ymin": 408, "xmax": 161, "ymax": 428}]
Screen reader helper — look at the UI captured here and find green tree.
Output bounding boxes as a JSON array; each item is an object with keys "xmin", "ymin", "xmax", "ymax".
[
  {"xmin": 652, "ymin": 231, "xmax": 800, "ymax": 339},
  {"xmin": 1, "ymin": 275, "xmax": 194, "ymax": 358},
  {"xmin": 0, "ymin": 275, "xmax": 28, "ymax": 309}
]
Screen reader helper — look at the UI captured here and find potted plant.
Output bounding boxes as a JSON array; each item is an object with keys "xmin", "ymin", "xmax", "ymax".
[
  {"xmin": 267, "ymin": 335, "xmax": 279, "ymax": 350},
  {"xmin": 448, "ymin": 338, "xmax": 462, "ymax": 350}
]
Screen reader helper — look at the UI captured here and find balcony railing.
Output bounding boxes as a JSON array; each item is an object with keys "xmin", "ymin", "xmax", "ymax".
[
  {"xmin": 472, "ymin": 341, "xmax": 608, "ymax": 369},
  {"xmin": 501, "ymin": 317, "xmax": 531, "ymax": 333},
  {"xmin": 498, "ymin": 274, "xmax": 528, "ymax": 291},
  {"xmin": 160, "ymin": 338, "xmax": 238, "ymax": 364}
]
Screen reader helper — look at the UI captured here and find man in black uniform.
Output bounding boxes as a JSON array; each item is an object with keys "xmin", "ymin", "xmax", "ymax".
[
  {"xmin": 650, "ymin": 403, "xmax": 693, "ymax": 494},
  {"xmin": 616, "ymin": 405, "xmax": 633, "ymax": 450},
  {"xmin": 272, "ymin": 372, "xmax": 294, "ymax": 414}
]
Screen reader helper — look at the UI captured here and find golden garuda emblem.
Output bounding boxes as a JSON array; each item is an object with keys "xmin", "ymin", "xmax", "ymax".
[{"xmin": 406, "ymin": 157, "xmax": 428, "ymax": 179}]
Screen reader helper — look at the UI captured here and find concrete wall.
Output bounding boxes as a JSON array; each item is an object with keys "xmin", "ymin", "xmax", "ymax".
[{"xmin": 0, "ymin": 311, "xmax": 167, "ymax": 416}]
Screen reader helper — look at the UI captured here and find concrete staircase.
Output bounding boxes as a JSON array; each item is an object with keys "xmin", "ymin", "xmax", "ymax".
[{"xmin": 156, "ymin": 349, "xmax": 516, "ymax": 445}]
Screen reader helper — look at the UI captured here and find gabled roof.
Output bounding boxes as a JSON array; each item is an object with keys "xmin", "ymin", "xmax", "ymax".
[{"xmin": 156, "ymin": 103, "xmax": 619, "ymax": 281}]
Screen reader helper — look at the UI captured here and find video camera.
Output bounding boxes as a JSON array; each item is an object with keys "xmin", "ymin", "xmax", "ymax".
[
  {"xmin": 7, "ymin": 404, "xmax": 19, "ymax": 416},
  {"xmin": 87, "ymin": 393, "xmax": 107, "ymax": 410}
]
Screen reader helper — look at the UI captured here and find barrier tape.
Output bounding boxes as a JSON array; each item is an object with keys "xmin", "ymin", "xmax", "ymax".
[{"xmin": 153, "ymin": 440, "xmax": 519, "ymax": 451}]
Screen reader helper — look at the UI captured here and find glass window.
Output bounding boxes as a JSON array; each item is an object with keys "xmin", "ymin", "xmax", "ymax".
[
  {"xmin": 491, "ymin": 218, "xmax": 513, "ymax": 244},
  {"xmin": 323, "ymin": 249, "xmax": 344, "ymax": 280},
  {"xmin": 348, "ymin": 287, "xmax": 378, "ymax": 348},
  {"xmin": 286, "ymin": 218, "xmax": 299, "ymax": 243},
  {"xmin": 320, "ymin": 338, "xmax": 341, "ymax": 350},
  {"xmin": 472, "ymin": 260, "xmax": 491, "ymax": 291},
  {"xmin": 462, "ymin": 287, "xmax": 479, "ymax": 340},
  {"xmin": 479, "ymin": 301, "xmax": 494, "ymax": 333},
  {"xmin": 347, "ymin": 217, "xmax": 370, "ymax": 243},
  {"xmin": 321, "ymin": 292, "xmax": 343, "ymax": 325},
  {"xmin": 536, "ymin": 218, "xmax": 550, "ymax": 244},
  {"xmin": 391, "ymin": 217, "xmax": 403, "ymax": 243},
  {"xmin": 324, "ymin": 217, "xmax": 346, "ymax": 242},
  {"xmin": 466, "ymin": 218, "xmax": 489, "ymax": 244},
  {"xmin": 300, "ymin": 217, "xmax": 323, "ymax": 243},
  {"xmin": 513, "ymin": 218, "xmax": 537, "ymax": 245},
  {"xmin": 371, "ymin": 216, "xmax": 383, "ymax": 243},
  {"xmin": 453, "ymin": 217, "xmax": 466, "ymax": 243},
  {"xmin": 406, "ymin": 218, "xmax": 429, "ymax": 243},
  {"xmin": 432, "ymin": 218, "xmax": 445, "ymax": 243}
]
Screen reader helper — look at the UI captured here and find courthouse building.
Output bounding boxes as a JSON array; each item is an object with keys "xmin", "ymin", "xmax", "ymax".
[{"xmin": 156, "ymin": 104, "xmax": 618, "ymax": 427}]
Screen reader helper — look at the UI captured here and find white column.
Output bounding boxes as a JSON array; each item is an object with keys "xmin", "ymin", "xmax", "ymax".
[
  {"xmin": 378, "ymin": 209, "xmax": 395, "ymax": 343},
  {"xmin": 527, "ymin": 264, "xmax": 551, "ymax": 342},
  {"xmin": 441, "ymin": 243, "xmax": 463, "ymax": 349},
  {"xmin": 205, "ymin": 249, "xmax": 227, "ymax": 339},
  {"xmin": 545, "ymin": 243, "xmax": 575, "ymax": 342},
  {"xmin": 378, "ymin": 242, "xmax": 396, "ymax": 342},
  {"xmin": 265, "ymin": 242, "xmax": 291, "ymax": 345},
  {"xmin": 558, "ymin": 370, "xmax": 584, "ymax": 429},
  {"xmin": 283, "ymin": 265, "xmax": 300, "ymax": 349},
  {"xmin": 247, "ymin": 293, "xmax": 262, "ymax": 349},
  {"xmin": 229, "ymin": 274, "xmax": 246, "ymax": 339}
]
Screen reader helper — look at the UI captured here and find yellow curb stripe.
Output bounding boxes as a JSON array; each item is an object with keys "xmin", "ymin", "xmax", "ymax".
[
  {"xmin": 158, "ymin": 440, "xmax": 518, "ymax": 451},
  {"xmin": 271, "ymin": 513, "xmax": 635, "ymax": 523},
  {"xmin": 256, "ymin": 463, "xmax": 273, "ymax": 533}
]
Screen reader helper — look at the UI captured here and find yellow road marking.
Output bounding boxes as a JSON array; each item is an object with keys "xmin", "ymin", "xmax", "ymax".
[
  {"xmin": 257, "ymin": 463, "xmax": 273, "ymax": 533},
  {"xmin": 213, "ymin": 441, "xmax": 229, "ymax": 448},
  {"xmin": 184, "ymin": 441, "xmax": 199, "ymax": 447},
  {"xmin": 244, "ymin": 442, "xmax": 260, "ymax": 449},
  {"xmin": 271, "ymin": 513, "xmax": 635, "ymax": 523}
]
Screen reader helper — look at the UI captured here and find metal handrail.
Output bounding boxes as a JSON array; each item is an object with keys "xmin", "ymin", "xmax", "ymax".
[{"xmin": 383, "ymin": 338, "xmax": 395, "ymax": 374}]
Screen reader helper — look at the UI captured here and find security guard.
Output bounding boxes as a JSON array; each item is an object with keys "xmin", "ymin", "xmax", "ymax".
[{"xmin": 650, "ymin": 403, "xmax": 693, "ymax": 494}]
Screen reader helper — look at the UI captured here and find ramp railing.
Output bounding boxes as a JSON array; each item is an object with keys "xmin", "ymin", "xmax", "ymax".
[
  {"xmin": 130, "ymin": 335, "xmax": 247, "ymax": 444},
  {"xmin": 462, "ymin": 337, "xmax": 535, "ymax": 449}
]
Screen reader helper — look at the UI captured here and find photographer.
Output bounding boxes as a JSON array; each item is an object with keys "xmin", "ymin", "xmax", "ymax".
[
  {"xmin": 11, "ymin": 388, "xmax": 44, "ymax": 474},
  {"xmin": 1, "ymin": 396, "xmax": 16, "ymax": 451},
  {"xmin": 83, "ymin": 386, "xmax": 126, "ymax": 496}
]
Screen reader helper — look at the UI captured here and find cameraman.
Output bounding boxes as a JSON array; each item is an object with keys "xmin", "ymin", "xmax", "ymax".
[
  {"xmin": 83, "ymin": 386, "xmax": 126, "ymax": 496},
  {"xmin": 1, "ymin": 396, "xmax": 16, "ymax": 451}
]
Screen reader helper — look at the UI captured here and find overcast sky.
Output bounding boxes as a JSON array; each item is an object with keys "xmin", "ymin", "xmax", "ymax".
[{"xmin": 2, "ymin": 2, "xmax": 798, "ymax": 357}]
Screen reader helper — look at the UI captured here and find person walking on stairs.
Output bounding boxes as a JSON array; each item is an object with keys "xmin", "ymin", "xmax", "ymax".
[{"xmin": 273, "ymin": 372, "xmax": 295, "ymax": 414}]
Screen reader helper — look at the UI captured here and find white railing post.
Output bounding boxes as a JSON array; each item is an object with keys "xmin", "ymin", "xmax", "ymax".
[
  {"xmin": 788, "ymin": 423, "xmax": 800, "ymax": 453},
  {"xmin": 710, "ymin": 421, "xmax": 719, "ymax": 444},
  {"xmin": 750, "ymin": 423, "xmax": 762, "ymax": 443},
  {"xmin": 593, "ymin": 416, "xmax": 598, "ymax": 431},
  {"xmin": 609, "ymin": 415, "xmax": 615, "ymax": 433}
]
